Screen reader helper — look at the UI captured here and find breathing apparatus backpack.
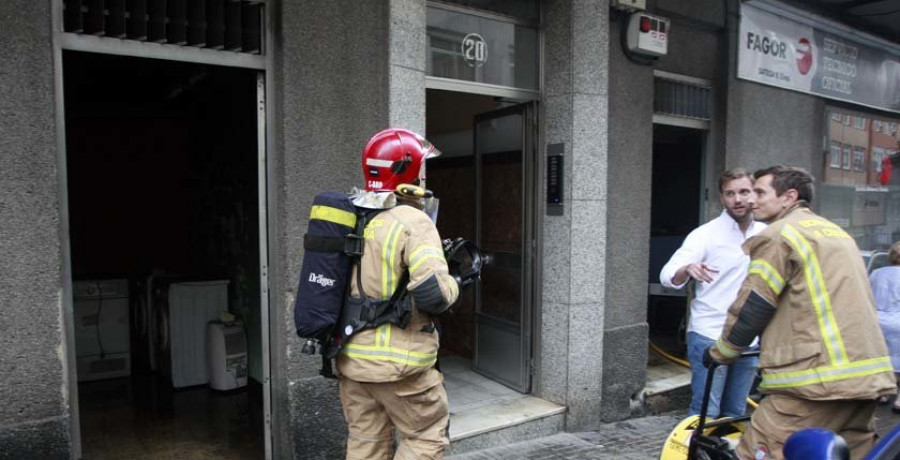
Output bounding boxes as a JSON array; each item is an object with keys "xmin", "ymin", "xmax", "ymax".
[
  {"xmin": 293, "ymin": 191, "xmax": 359, "ymax": 342},
  {"xmin": 293, "ymin": 191, "xmax": 413, "ymax": 377},
  {"xmin": 294, "ymin": 188, "xmax": 484, "ymax": 378}
]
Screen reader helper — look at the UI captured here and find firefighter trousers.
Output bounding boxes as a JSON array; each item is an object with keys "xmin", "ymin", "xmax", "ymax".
[
  {"xmin": 339, "ymin": 367, "xmax": 449, "ymax": 460},
  {"xmin": 736, "ymin": 393, "xmax": 876, "ymax": 460}
]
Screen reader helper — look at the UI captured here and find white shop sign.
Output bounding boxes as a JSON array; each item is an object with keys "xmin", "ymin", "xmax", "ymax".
[{"xmin": 738, "ymin": 3, "xmax": 900, "ymax": 114}]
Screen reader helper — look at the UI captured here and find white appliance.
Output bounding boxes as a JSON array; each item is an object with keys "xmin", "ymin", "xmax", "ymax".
[
  {"xmin": 160, "ymin": 280, "xmax": 229, "ymax": 388},
  {"xmin": 74, "ymin": 279, "xmax": 131, "ymax": 382},
  {"xmin": 206, "ymin": 321, "xmax": 248, "ymax": 391}
]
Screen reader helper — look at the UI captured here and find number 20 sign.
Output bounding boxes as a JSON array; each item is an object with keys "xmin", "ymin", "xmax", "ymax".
[{"xmin": 461, "ymin": 33, "xmax": 488, "ymax": 67}]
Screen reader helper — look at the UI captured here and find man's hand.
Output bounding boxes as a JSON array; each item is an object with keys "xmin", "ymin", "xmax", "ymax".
[{"xmin": 686, "ymin": 263, "xmax": 719, "ymax": 283}]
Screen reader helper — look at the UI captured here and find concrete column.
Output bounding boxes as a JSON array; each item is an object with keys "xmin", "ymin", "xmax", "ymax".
[
  {"xmin": 388, "ymin": 0, "xmax": 427, "ymax": 132},
  {"xmin": 0, "ymin": 1, "xmax": 71, "ymax": 457},
  {"xmin": 273, "ymin": 1, "xmax": 425, "ymax": 457},
  {"xmin": 600, "ymin": 10, "xmax": 654, "ymax": 423},
  {"xmin": 540, "ymin": 0, "xmax": 611, "ymax": 431}
]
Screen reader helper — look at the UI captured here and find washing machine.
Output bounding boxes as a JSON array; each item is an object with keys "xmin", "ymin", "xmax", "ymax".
[{"xmin": 74, "ymin": 279, "xmax": 131, "ymax": 382}]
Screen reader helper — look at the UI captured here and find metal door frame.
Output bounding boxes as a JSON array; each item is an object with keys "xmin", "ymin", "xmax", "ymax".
[
  {"xmin": 472, "ymin": 102, "xmax": 538, "ymax": 393},
  {"xmin": 51, "ymin": 2, "xmax": 274, "ymax": 458}
]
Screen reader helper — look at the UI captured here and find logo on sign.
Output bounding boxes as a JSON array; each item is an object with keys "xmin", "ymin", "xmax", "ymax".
[
  {"xmin": 461, "ymin": 33, "xmax": 488, "ymax": 67},
  {"xmin": 797, "ymin": 37, "xmax": 813, "ymax": 75}
]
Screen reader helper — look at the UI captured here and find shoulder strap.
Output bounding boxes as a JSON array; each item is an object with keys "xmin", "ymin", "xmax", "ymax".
[{"xmin": 346, "ymin": 207, "xmax": 389, "ymax": 299}]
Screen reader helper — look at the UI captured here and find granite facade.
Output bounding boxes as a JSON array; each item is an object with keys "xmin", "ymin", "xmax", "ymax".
[
  {"xmin": 0, "ymin": 0, "xmax": 72, "ymax": 457},
  {"xmin": 539, "ymin": 0, "xmax": 611, "ymax": 432},
  {"xmin": 0, "ymin": 0, "xmax": 866, "ymax": 457}
]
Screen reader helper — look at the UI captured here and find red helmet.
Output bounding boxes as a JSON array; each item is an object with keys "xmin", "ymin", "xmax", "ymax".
[{"xmin": 362, "ymin": 128, "xmax": 440, "ymax": 192}]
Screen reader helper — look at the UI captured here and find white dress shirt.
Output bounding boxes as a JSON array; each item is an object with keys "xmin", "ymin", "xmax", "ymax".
[{"xmin": 659, "ymin": 211, "xmax": 767, "ymax": 341}]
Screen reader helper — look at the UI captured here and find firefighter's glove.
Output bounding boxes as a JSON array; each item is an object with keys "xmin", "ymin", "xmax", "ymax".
[
  {"xmin": 702, "ymin": 346, "xmax": 717, "ymax": 369},
  {"xmin": 442, "ymin": 238, "xmax": 456, "ymax": 255}
]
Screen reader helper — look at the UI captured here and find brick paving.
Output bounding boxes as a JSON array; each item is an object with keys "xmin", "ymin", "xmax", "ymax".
[{"xmin": 449, "ymin": 404, "xmax": 900, "ymax": 459}]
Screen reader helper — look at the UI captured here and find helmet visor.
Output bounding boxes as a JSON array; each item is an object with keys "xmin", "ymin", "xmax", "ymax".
[{"xmin": 415, "ymin": 133, "xmax": 441, "ymax": 159}]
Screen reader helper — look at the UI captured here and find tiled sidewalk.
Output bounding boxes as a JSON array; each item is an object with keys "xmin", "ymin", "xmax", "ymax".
[
  {"xmin": 448, "ymin": 412, "xmax": 686, "ymax": 460},
  {"xmin": 449, "ymin": 403, "xmax": 900, "ymax": 460}
]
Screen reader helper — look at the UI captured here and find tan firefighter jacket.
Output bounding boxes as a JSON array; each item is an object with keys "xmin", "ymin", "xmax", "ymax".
[
  {"xmin": 336, "ymin": 204, "xmax": 459, "ymax": 383},
  {"xmin": 712, "ymin": 203, "xmax": 896, "ymax": 400}
]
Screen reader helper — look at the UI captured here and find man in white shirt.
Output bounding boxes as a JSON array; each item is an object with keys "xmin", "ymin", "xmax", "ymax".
[{"xmin": 660, "ymin": 168, "xmax": 766, "ymax": 418}]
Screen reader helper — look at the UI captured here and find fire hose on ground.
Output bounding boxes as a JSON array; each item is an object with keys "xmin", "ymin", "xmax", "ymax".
[{"xmin": 649, "ymin": 341, "xmax": 759, "ymax": 410}]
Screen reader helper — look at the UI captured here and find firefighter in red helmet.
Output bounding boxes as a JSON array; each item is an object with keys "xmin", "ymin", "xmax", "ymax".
[
  {"xmin": 338, "ymin": 128, "xmax": 459, "ymax": 459},
  {"xmin": 361, "ymin": 128, "xmax": 440, "ymax": 192}
]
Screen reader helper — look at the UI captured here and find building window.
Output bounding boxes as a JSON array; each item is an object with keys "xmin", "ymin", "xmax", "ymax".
[
  {"xmin": 875, "ymin": 120, "xmax": 884, "ymax": 132},
  {"xmin": 854, "ymin": 117, "xmax": 866, "ymax": 130},
  {"xmin": 843, "ymin": 145, "xmax": 852, "ymax": 170},
  {"xmin": 830, "ymin": 141, "xmax": 842, "ymax": 168},
  {"xmin": 832, "ymin": 112, "xmax": 843, "ymax": 122},
  {"xmin": 427, "ymin": 5, "xmax": 539, "ymax": 90},
  {"xmin": 62, "ymin": 0, "xmax": 265, "ymax": 55},
  {"xmin": 853, "ymin": 147, "xmax": 866, "ymax": 171},
  {"xmin": 890, "ymin": 123, "xmax": 899, "ymax": 136},
  {"xmin": 844, "ymin": 115, "xmax": 851, "ymax": 126},
  {"xmin": 872, "ymin": 148, "xmax": 884, "ymax": 174}
]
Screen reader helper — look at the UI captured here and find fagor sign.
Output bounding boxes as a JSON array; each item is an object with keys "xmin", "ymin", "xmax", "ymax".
[
  {"xmin": 746, "ymin": 32, "xmax": 787, "ymax": 58},
  {"xmin": 738, "ymin": 4, "xmax": 900, "ymax": 114}
]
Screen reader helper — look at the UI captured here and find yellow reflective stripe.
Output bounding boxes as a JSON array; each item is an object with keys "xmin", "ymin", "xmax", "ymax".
[
  {"xmin": 759, "ymin": 356, "xmax": 892, "ymax": 389},
  {"xmin": 376, "ymin": 324, "xmax": 390, "ymax": 348},
  {"xmin": 341, "ymin": 343, "xmax": 437, "ymax": 367},
  {"xmin": 381, "ymin": 221, "xmax": 401, "ymax": 300},
  {"xmin": 781, "ymin": 225, "xmax": 849, "ymax": 365},
  {"xmin": 343, "ymin": 343, "xmax": 436, "ymax": 358},
  {"xmin": 410, "ymin": 253, "xmax": 444, "ymax": 274},
  {"xmin": 749, "ymin": 259, "xmax": 785, "ymax": 295},
  {"xmin": 449, "ymin": 277, "xmax": 459, "ymax": 299},
  {"xmin": 388, "ymin": 223, "xmax": 403, "ymax": 294},
  {"xmin": 715, "ymin": 338, "xmax": 741, "ymax": 359},
  {"xmin": 409, "ymin": 245, "xmax": 442, "ymax": 261},
  {"xmin": 310, "ymin": 205, "xmax": 356, "ymax": 228},
  {"xmin": 409, "ymin": 244, "xmax": 444, "ymax": 275}
]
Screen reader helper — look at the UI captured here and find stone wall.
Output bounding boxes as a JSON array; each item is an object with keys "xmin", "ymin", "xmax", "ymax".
[{"xmin": 0, "ymin": 1, "xmax": 71, "ymax": 458}]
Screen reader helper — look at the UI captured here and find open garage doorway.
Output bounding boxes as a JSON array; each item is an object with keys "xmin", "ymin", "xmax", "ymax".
[{"xmin": 63, "ymin": 51, "xmax": 265, "ymax": 459}]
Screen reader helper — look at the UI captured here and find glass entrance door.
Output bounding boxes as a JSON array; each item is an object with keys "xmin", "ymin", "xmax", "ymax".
[{"xmin": 473, "ymin": 103, "xmax": 536, "ymax": 392}]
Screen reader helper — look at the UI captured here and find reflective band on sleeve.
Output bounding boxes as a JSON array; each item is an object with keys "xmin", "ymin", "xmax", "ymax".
[
  {"xmin": 410, "ymin": 247, "xmax": 444, "ymax": 275},
  {"xmin": 781, "ymin": 225, "xmax": 849, "ymax": 366},
  {"xmin": 749, "ymin": 259, "xmax": 785, "ymax": 296},
  {"xmin": 310, "ymin": 205, "xmax": 356, "ymax": 228},
  {"xmin": 759, "ymin": 356, "xmax": 892, "ymax": 390},
  {"xmin": 341, "ymin": 343, "xmax": 437, "ymax": 367},
  {"xmin": 715, "ymin": 338, "xmax": 742, "ymax": 359},
  {"xmin": 449, "ymin": 276, "xmax": 459, "ymax": 299}
]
